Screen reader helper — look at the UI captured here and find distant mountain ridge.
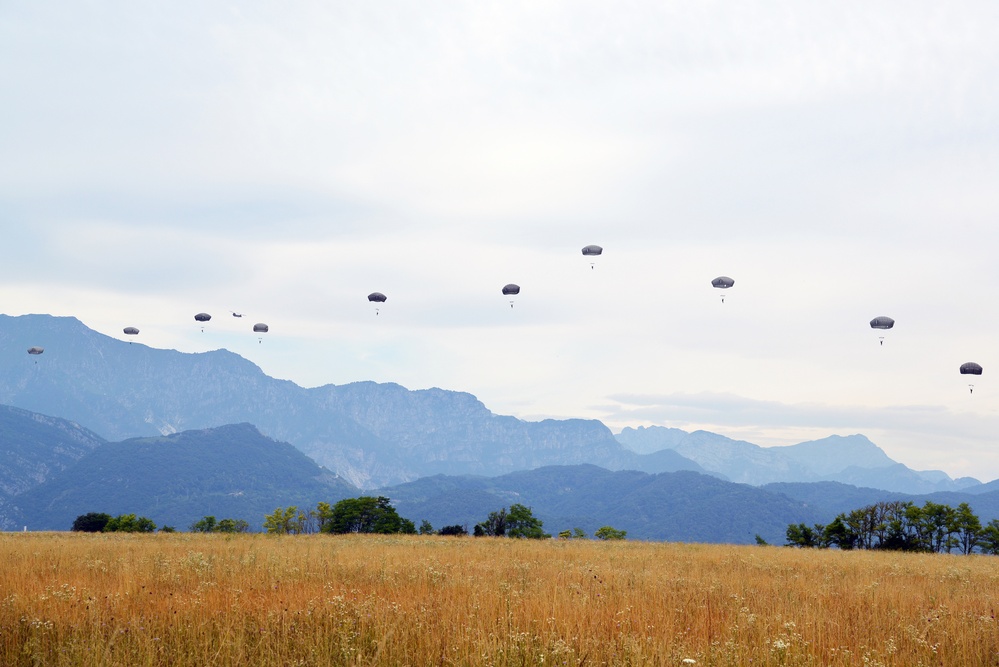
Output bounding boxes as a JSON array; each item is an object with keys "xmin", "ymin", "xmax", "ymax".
[
  {"xmin": 0, "ymin": 314, "xmax": 984, "ymax": 495},
  {"xmin": 615, "ymin": 426, "xmax": 981, "ymax": 494},
  {"xmin": 9, "ymin": 422, "xmax": 358, "ymax": 531},
  {"xmin": 0, "ymin": 404, "xmax": 106, "ymax": 497},
  {"xmin": 0, "ymin": 315, "xmax": 705, "ymax": 489}
]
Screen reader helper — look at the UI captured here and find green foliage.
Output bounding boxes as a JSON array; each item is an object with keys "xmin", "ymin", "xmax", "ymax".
[
  {"xmin": 785, "ymin": 523, "xmax": 821, "ymax": 548},
  {"xmin": 980, "ymin": 519, "xmax": 999, "ymax": 555},
  {"xmin": 263, "ymin": 506, "xmax": 303, "ymax": 535},
  {"xmin": 104, "ymin": 513, "xmax": 156, "ymax": 533},
  {"xmin": 559, "ymin": 527, "xmax": 588, "ymax": 540},
  {"xmin": 475, "ymin": 508, "xmax": 507, "ymax": 536},
  {"xmin": 72, "ymin": 512, "xmax": 111, "ymax": 532},
  {"xmin": 787, "ymin": 500, "xmax": 994, "ymax": 554},
  {"xmin": 754, "ymin": 534, "xmax": 769, "ymax": 546},
  {"xmin": 191, "ymin": 515, "xmax": 250, "ymax": 533},
  {"xmin": 438, "ymin": 524, "xmax": 468, "ymax": 536},
  {"xmin": 190, "ymin": 515, "xmax": 218, "ymax": 533},
  {"xmin": 321, "ymin": 496, "xmax": 412, "ymax": 535},
  {"xmin": 216, "ymin": 518, "xmax": 250, "ymax": 533},
  {"xmin": 505, "ymin": 504, "xmax": 549, "ymax": 539},
  {"xmin": 159, "ymin": 525, "xmax": 176, "ymax": 533},
  {"xmin": 419, "ymin": 520, "xmax": 434, "ymax": 535},
  {"xmin": 594, "ymin": 525, "xmax": 627, "ymax": 540}
]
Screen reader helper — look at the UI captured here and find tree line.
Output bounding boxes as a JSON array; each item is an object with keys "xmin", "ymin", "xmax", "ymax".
[
  {"xmin": 71, "ymin": 496, "xmax": 627, "ymax": 540},
  {"xmin": 785, "ymin": 500, "xmax": 999, "ymax": 554}
]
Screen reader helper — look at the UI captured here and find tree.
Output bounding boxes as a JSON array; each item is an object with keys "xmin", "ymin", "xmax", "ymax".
[
  {"xmin": 439, "ymin": 524, "xmax": 468, "ymax": 536},
  {"xmin": 953, "ymin": 502, "xmax": 982, "ymax": 555},
  {"xmin": 419, "ymin": 520, "xmax": 434, "ymax": 535},
  {"xmin": 822, "ymin": 516, "xmax": 856, "ymax": 550},
  {"xmin": 315, "ymin": 502, "xmax": 335, "ymax": 533},
  {"xmin": 979, "ymin": 519, "xmax": 999, "ymax": 555},
  {"xmin": 264, "ymin": 506, "xmax": 303, "ymax": 535},
  {"xmin": 322, "ymin": 496, "xmax": 412, "ymax": 535},
  {"xmin": 191, "ymin": 516, "xmax": 250, "ymax": 533},
  {"xmin": 594, "ymin": 526, "xmax": 627, "ymax": 540},
  {"xmin": 104, "ymin": 513, "xmax": 156, "ymax": 533},
  {"xmin": 785, "ymin": 523, "xmax": 821, "ymax": 548},
  {"xmin": 476, "ymin": 508, "xmax": 508, "ymax": 537},
  {"xmin": 190, "ymin": 516, "xmax": 218, "ymax": 533},
  {"xmin": 560, "ymin": 527, "xmax": 587, "ymax": 539},
  {"xmin": 72, "ymin": 512, "xmax": 111, "ymax": 532},
  {"xmin": 506, "ymin": 504, "xmax": 548, "ymax": 539}
]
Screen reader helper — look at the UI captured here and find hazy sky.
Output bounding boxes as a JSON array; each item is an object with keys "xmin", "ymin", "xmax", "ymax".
[{"xmin": 3, "ymin": 2, "xmax": 998, "ymax": 480}]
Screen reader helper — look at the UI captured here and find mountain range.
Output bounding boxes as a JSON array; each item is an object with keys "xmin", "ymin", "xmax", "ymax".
[{"xmin": 1, "ymin": 313, "xmax": 995, "ymax": 541}]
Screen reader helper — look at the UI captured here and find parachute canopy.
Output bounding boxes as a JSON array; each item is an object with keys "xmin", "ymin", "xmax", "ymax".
[
  {"xmin": 27, "ymin": 346, "xmax": 44, "ymax": 355},
  {"xmin": 502, "ymin": 284, "xmax": 521, "ymax": 296},
  {"xmin": 194, "ymin": 313, "xmax": 212, "ymax": 322},
  {"xmin": 960, "ymin": 362, "xmax": 983, "ymax": 376},
  {"xmin": 253, "ymin": 323, "xmax": 269, "ymax": 333},
  {"xmin": 367, "ymin": 292, "xmax": 387, "ymax": 303},
  {"xmin": 581, "ymin": 245, "xmax": 603, "ymax": 256},
  {"xmin": 711, "ymin": 276, "xmax": 735, "ymax": 289},
  {"xmin": 870, "ymin": 316, "xmax": 895, "ymax": 330},
  {"xmin": 123, "ymin": 327, "xmax": 139, "ymax": 335}
]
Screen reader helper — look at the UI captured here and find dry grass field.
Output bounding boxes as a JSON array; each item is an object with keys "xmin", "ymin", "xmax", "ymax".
[{"xmin": 1, "ymin": 532, "xmax": 997, "ymax": 666}]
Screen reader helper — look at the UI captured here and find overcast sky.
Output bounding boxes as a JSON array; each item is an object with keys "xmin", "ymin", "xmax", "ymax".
[{"xmin": 3, "ymin": 2, "xmax": 998, "ymax": 480}]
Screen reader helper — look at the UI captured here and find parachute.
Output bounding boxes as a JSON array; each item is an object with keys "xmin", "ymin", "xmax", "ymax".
[
  {"xmin": 253, "ymin": 323, "xmax": 269, "ymax": 343},
  {"xmin": 582, "ymin": 245, "xmax": 603, "ymax": 269},
  {"xmin": 123, "ymin": 327, "xmax": 139, "ymax": 335},
  {"xmin": 711, "ymin": 276, "xmax": 735, "ymax": 302},
  {"xmin": 961, "ymin": 362, "xmax": 983, "ymax": 394},
  {"xmin": 195, "ymin": 312, "xmax": 211, "ymax": 333},
  {"xmin": 27, "ymin": 347, "xmax": 44, "ymax": 355},
  {"xmin": 502, "ymin": 283, "xmax": 520, "ymax": 308},
  {"xmin": 368, "ymin": 292, "xmax": 387, "ymax": 315},
  {"xmin": 869, "ymin": 316, "xmax": 894, "ymax": 346}
]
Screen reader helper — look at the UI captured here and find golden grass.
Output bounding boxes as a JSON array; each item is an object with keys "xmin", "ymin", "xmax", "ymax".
[{"xmin": 1, "ymin": 532, "xmax": 998, "ymax": 666}]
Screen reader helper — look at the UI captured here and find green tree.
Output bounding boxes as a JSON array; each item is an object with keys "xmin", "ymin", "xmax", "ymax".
[
  {"xmin": 104, "ymin": 513, "xmax": 156, "ymax": 533},
  {"xmin": 785, "ymin": 523, "xmax": 822, "ymax": 548},
  {"xmin": 419, "ymin": 520, "xmax": 434, "ymax": 535},
  {"xmin": 322, "ymin": 496, "xmax": 412, "ymax": 534},
  {"xmin": 953, "ymin": 502, "xmax": 982, "ymax": 555},
  {"xmin": 822, "ymin": 516, "xmax": 856, "ymax": 550},
  {"xmin": 216, "ymin": 518, "xmax": 250, "ymax": 533},
  {"xmin": 315, "ymin": 501, "xmax": 335, "ymax": 533},
  {"xmin": 979, "ymin": 519, "xmax": 999, "ymax": 555},
  {"xmin": 506, "ymin": 504, "xmax": 548, "ymax": 539},
  {"xmin": 190, "ymin": 516, "xmax": 218, "ymax": 533},
  {"xmin": 476, "ymin": 508, "xmax": 508, "ymax": 537},
  {"xmin": 72, "ymin": 512, "xmax": 111, "ymax": 532},
  {"xmin": 438, "ymin": 524, "xmax": 468, "ymax": 536},
  {"xmin": 263, "ymin": 506, "xmax": 302, "ymax": 534},
  {"xmin": 594, "ymin": 525, "xmax": 627, "ymax": 540}
]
